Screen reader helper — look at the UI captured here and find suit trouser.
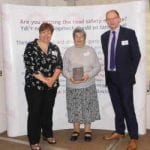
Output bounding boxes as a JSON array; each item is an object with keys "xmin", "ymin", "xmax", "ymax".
[
  {"xmin": 107, "ymin": 73, "xmax": 138, "ymax": 139},
  {"xmin": 25, "ymin": 87, "xmax": 57, "ymax": 144}
]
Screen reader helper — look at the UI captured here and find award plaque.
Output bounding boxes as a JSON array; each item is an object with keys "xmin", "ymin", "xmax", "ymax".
[{"xmin": 73, "ymin": 67, "xmax": 84, "ymax": 81}]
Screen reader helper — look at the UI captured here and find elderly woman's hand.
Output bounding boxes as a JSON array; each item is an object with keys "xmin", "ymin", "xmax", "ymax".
[
  {"xmin": 82, "ymin": 74, "xmax": 89, "ymax": 81},
  {"xmin": 70, "ymin": 77, "xmax": 83, "ymax": 84}
]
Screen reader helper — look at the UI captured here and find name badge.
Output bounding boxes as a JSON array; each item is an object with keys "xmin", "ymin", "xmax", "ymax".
[
  {"xmin": 121, "ymin": 40, "xmax": 129, "ymax": 46},
  {"xmin": 52, "ymin": 51, "xmax": 58, "ymax": 56},
  {"xmin": 83, "ymin": 52, "xmax": 90, "ymax": 56}
]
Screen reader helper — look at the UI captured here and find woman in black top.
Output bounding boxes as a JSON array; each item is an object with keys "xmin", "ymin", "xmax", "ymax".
[{"xmin": 24, "ymin": 22, "xmax": 63, "ymax": 150}]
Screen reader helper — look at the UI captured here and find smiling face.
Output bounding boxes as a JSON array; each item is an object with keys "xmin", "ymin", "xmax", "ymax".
[
  {"xmin": 38, "ymin": 23, "xmax": 54, "ymax": 44},
  {"xmin": 74, "ymin": 32, "xmax": 85, "ymax": 48},
  {"xmin": 106, "ymin": 10, "xmax": 121, "ymax": 30},
  {"xmin": 39, "ymin": 29, "xmax": 52, "ymax": 44}
]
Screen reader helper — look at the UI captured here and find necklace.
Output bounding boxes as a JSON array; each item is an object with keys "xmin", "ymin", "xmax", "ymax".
[{"xmin": 37, "ymin": 40, "xmax": 48, "ymax": 55}]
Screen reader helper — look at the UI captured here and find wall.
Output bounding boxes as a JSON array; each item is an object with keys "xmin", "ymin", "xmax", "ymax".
[
  {"xmin": 0, "ymin": 0, "xmax": 42, "ymax": 5},
  {"xmin": 146, "ymin": 11, "xmax": 150, "ymax": 129}
]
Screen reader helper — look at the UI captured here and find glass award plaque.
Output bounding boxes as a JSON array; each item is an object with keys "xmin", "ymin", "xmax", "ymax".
[{"xmin": 72, "ymin": 67, "xmax": 84, "ymax": 81}]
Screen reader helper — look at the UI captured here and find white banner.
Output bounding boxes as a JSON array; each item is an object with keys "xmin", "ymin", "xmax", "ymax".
[
  {"xmin": 0, "ymin": 8, "xmax": 6, "ymax": 133},
  {"xmin": 1, "ymin": 1, "xmax": 146, "ymax": 137}
]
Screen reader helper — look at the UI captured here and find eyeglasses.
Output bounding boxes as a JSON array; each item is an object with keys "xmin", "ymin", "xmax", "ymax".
[{"xmin": 106, "ymin": 17, "xmax": 119, "ymax": 22}]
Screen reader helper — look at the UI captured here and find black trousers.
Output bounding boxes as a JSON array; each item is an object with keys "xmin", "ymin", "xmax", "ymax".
[
  {"xmin": 107, "ymin": 72, "xmax": 138, "ymax": 139},
  {"xmin": 25, "ymin": 87, "xmax": 57, "ymax": 144}
]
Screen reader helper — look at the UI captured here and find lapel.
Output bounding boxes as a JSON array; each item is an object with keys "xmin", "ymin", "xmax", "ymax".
[
  {"xmin": 115, "ymin": 26, "xmax": 123, "ymax": 59},
  {"xmin": 104, "ymin": 31, "xmax": 110, "ymax": 58}
]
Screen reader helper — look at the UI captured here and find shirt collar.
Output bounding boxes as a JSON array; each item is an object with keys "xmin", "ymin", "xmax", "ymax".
[{"xmin": 111, "ymin": 26, "xmax": 120, "ymax": 34}]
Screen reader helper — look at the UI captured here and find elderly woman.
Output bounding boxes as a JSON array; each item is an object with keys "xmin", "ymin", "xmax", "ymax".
[
  {"xmin": 63, "ymin": 27, "xmax": 100, "ymax": 142},
  {"xmin": 24, "ymin": 22, "xmax": 63, "ymax": 150}
]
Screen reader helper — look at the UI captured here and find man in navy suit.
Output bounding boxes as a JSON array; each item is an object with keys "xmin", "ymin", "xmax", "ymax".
[{"xmin": 101, "ymin": 10, "xmax": 141, "ymax": 150}]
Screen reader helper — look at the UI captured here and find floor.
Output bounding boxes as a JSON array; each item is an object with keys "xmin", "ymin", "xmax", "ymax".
[{"xmin": 0, "ymin": 129, "xmax": 150, "ymax": 150}]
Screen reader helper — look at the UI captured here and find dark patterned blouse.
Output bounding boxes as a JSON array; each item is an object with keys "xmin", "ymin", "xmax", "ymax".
[{"xmin": 24, "ymin": 39, "xmax": 63, "ymax": 90}]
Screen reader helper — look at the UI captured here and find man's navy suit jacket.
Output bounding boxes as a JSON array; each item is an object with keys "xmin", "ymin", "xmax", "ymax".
[{"xmin": 101, "ymin": 26, "xmax": 141, "ymax": 85}]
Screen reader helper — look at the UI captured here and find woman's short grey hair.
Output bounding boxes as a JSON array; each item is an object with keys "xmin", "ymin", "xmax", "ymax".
[{"xmin": 73, "ymin": 27, "xmax": 86, "ymax": 39}]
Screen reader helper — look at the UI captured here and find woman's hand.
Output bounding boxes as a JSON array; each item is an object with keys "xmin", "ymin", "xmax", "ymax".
[
  {"xmin": 46, "ymin": 77, "xmax": 55, "ymax": 88},
  {"xmin": 70, "ymin": 73, "xmax": 89, "ymax": 84},
  {"xmin": 33, "ymin": 71, "xmax": 47, "ymax": 84},
  {"xmin": 33, "ymin": 72, "xmax": 54, "ymax": 87},
  {"xmin": 70, "ymin": 77, "xmax": 83, "ymax": 84},
  {"xmin": 82, "ymin": 73, "xmax": 89, "ymax": 81}
]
